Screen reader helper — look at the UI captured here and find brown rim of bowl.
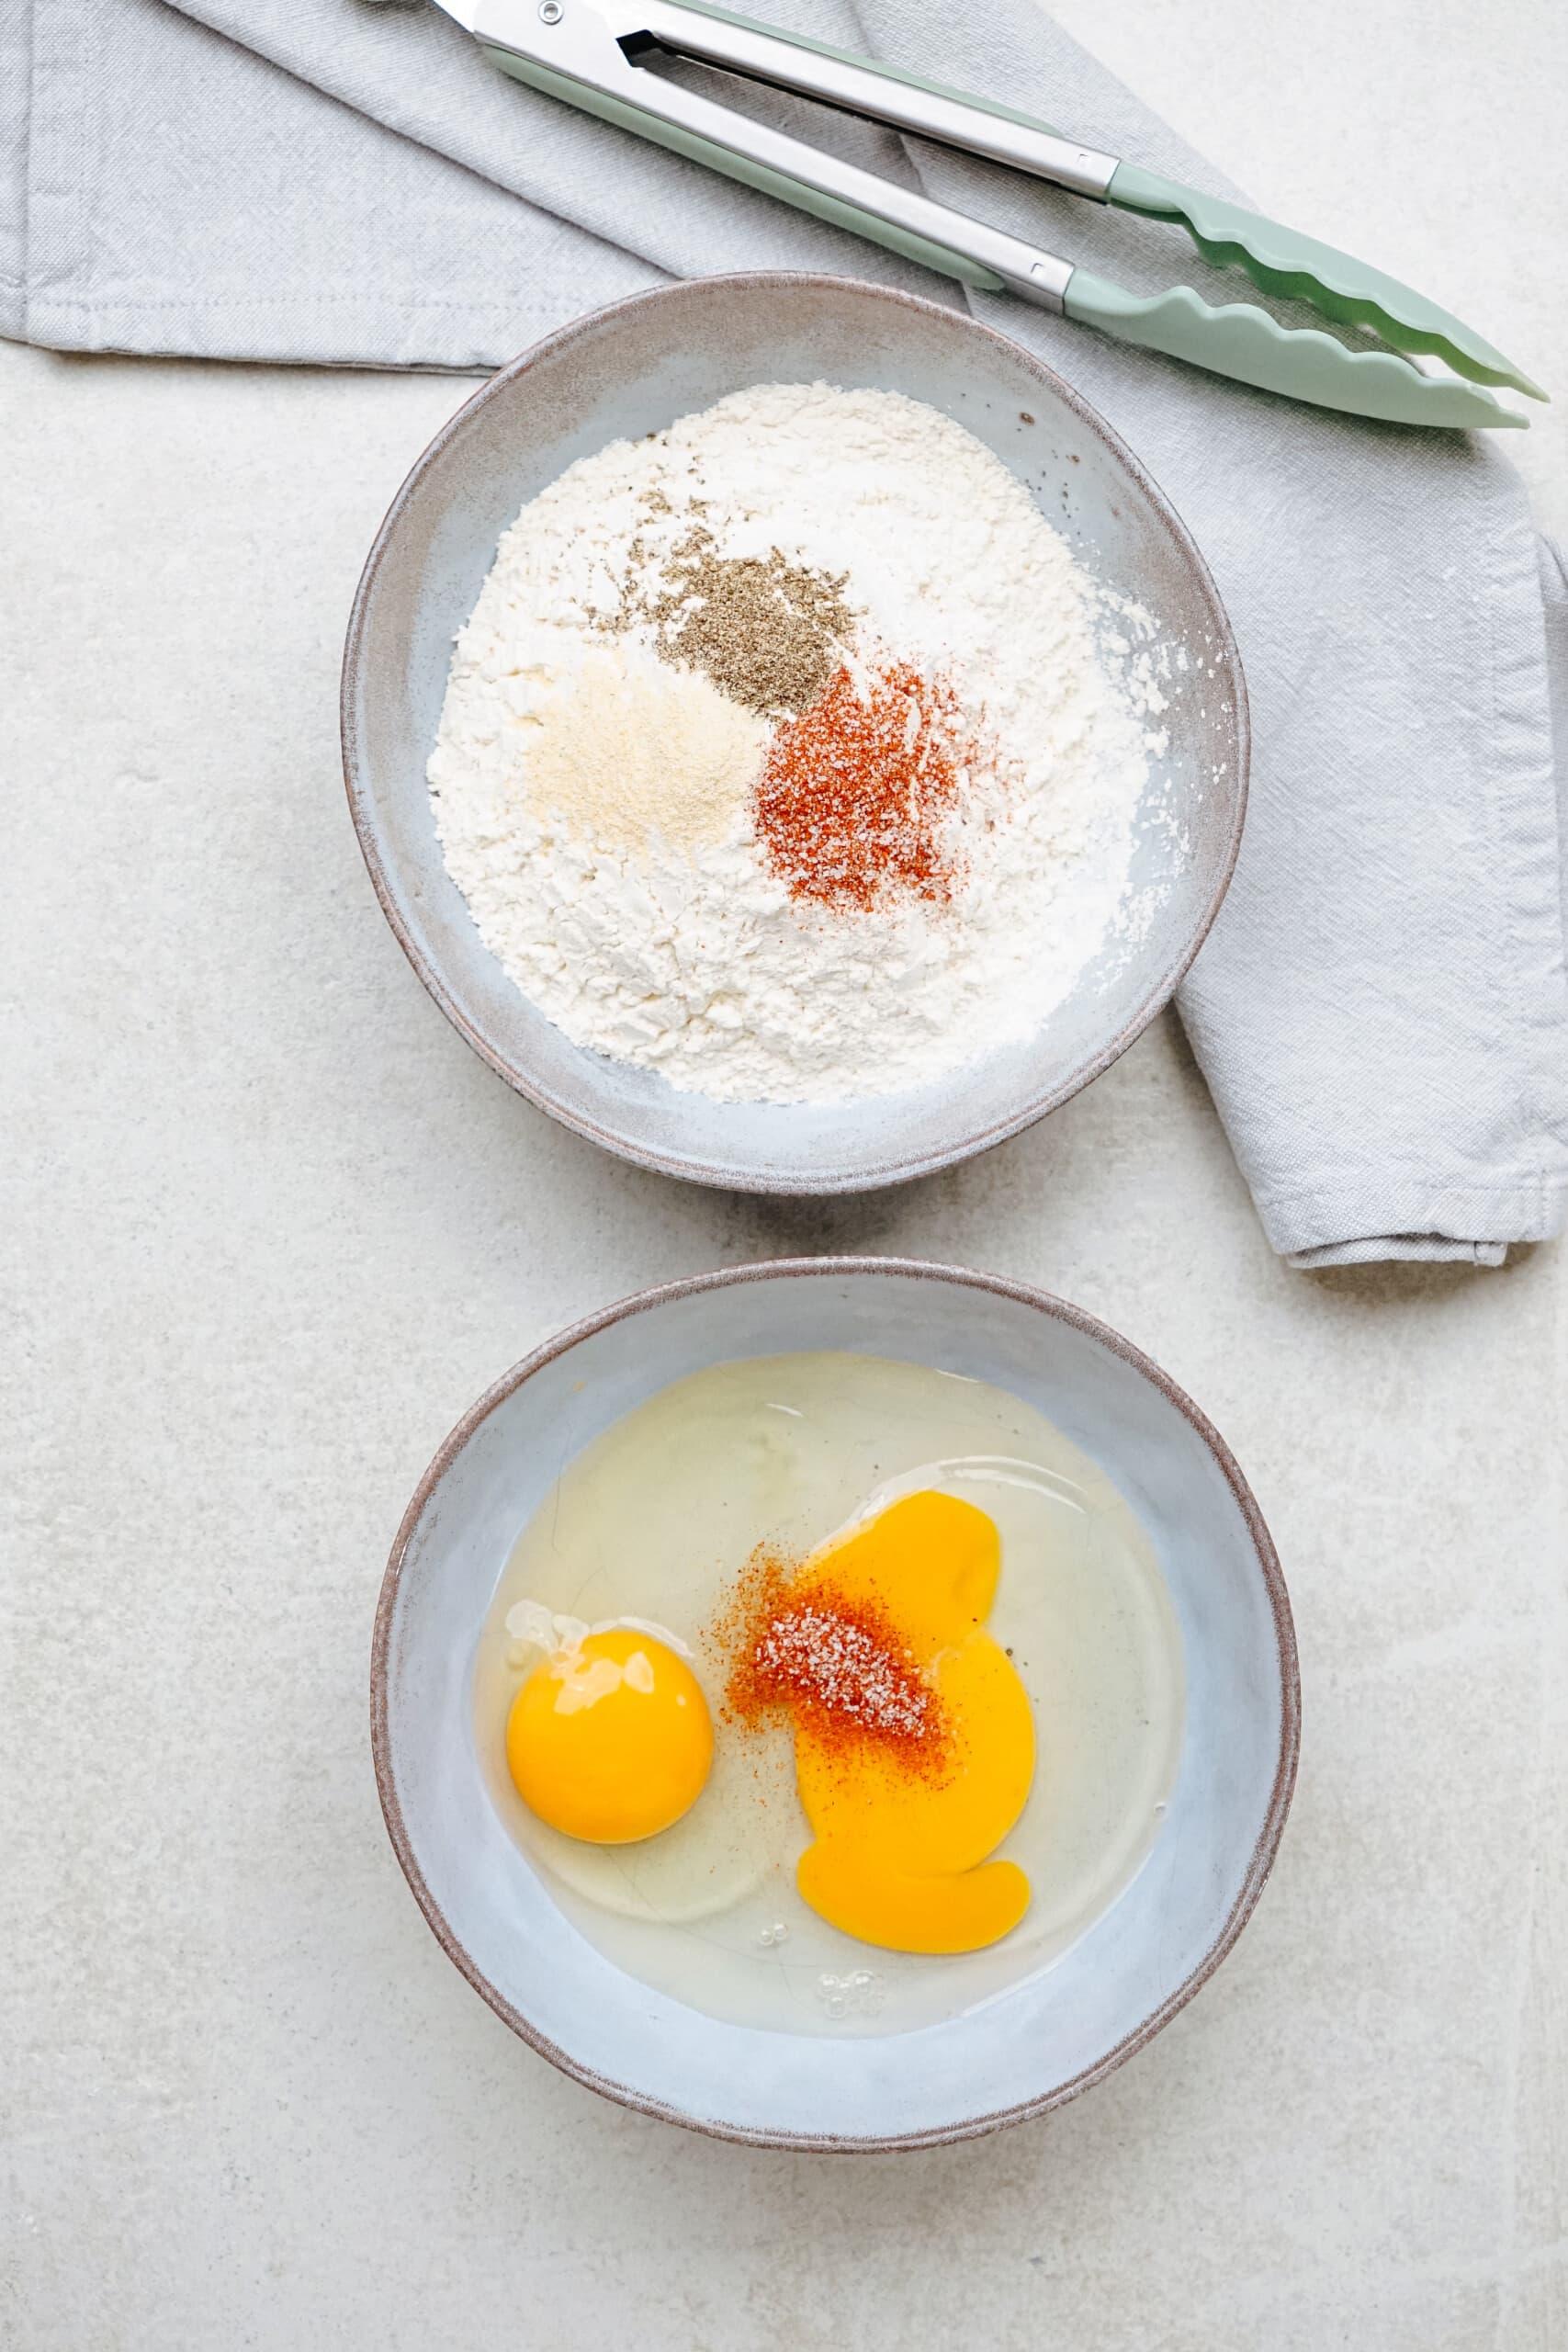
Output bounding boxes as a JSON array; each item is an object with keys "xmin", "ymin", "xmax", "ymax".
[
  {"xmin": 370, "ymin": 1255, "xmax": 1300, "ymax": 2153},
  {"xmin": 341, "ymin": 273, "xmax": 1251, "ymax": 1198}
]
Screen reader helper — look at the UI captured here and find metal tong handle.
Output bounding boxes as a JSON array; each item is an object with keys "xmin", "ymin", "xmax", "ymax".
[
  {"xmin": 479, "ymin": 0, "xmax": 1077, "ymax": 306},
  {"xmin": 632, "ymin": 0, "xmax": 1120, "ymax": 200}
]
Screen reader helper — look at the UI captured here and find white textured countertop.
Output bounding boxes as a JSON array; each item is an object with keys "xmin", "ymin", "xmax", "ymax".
[{"xmin": 3, "ymin": 2, "xmax": 1565, "ymax": 2344}]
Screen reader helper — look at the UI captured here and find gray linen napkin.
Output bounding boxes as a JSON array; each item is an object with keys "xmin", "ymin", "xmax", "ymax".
[{"xmin": 6, "ymin": 0, "xmax": 1566, "ymax": 1265}]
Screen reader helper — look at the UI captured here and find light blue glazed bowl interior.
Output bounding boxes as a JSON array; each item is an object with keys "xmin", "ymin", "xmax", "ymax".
[
  {"xmin": 344, "ymin": 275, "xmax": 1247, "ymax": 1193},
  {"xmin": 377, "ymin": 1263, "xmax": 1296, "ymax": 2149}
]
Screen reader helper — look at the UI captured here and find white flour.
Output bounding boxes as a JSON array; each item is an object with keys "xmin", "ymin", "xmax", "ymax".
[{"xmin": 429, "ymin": 383, "xmax": 1160, "ymax": 1104}]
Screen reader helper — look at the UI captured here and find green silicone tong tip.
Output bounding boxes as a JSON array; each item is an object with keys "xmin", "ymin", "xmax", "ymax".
[
  {"xmin": 1107, "ymin": 164, "xmax": 1546, "ymax": 404},
  {"xmin": 1064, "ymin": 272, "xmax": 1529, "ymax": 432}
]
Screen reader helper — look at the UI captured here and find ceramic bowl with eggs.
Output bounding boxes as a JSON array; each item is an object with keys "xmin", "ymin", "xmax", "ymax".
[
  {"xmin": 372, "ymin": 1258, "xmax": 1298, "ymax": 2150},
  {"xmin": 342, "ymin": 273, "xmax": 1247, "ymax": 1194}
]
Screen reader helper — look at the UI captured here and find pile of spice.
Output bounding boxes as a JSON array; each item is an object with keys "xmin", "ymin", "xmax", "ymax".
[
  {"xmin": 619, "ymin": 515, "xmax": 857, "ymax": 718},
  {"xmin": 718, "ymin": 1547, "xmax": 951, "ymax": 1779},
  {"xmin": 755, "ymin": 660, "xmax": 978, "ymax": 910},
  {"xmin": 515, "ymin": 641, "xmax": 767, "ymax": 855}
]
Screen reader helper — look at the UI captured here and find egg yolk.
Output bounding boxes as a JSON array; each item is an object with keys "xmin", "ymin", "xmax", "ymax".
[
  {"xmin": 506, "ymin": 1628, "xmax": 713, "ymax": 1845},
  {"xmin": 791, "ymin": 1491, "xmax": 1035, "ymax": 1956}
]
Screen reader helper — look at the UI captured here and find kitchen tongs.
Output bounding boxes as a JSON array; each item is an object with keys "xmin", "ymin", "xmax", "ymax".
[{"xmin": 434, "ymin": 0, "xmax": 1544, "ymax": 431}]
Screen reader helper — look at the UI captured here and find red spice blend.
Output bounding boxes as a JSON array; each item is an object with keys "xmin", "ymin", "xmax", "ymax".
[
  {"xmin": 753, "ymin": 660, "xmax": 978, "ymax": 911},
  {"xmin": 716, "ymin": 1545, "xmax": 951, "ymax": 1784}
]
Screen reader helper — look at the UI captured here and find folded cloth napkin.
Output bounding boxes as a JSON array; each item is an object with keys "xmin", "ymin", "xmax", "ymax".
[{"xmin": 6, "ymin": 0, "xmax": 1565, "ymax": 1265}]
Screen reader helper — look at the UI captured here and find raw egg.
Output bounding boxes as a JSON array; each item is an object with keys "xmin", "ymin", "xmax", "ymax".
[{"xmin": 505, "ymin": 1623, "xmax": 713, "ymax": 1845}]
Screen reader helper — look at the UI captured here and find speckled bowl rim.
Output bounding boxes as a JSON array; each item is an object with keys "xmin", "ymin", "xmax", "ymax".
[
  {"xmin": 371, "ymin": 1256, "xmax": 1299, "ymax": 2152},
  {"xmin": 341, "ymin": 274, "xmax": 1251, "ymax": 1197}
]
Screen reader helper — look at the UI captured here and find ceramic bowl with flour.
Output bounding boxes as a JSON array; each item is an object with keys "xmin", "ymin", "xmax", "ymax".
[{"xmin": 343, "ymin": 276, "xmax": 1248, "ymax": 1193}]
